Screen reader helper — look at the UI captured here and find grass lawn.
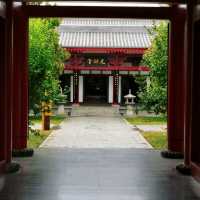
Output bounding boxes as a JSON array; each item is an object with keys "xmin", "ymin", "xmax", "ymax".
[
  {"xmin": 29, "ymin": 115, "xmax": 66, "ymax": 125},
  {"xmin": 28, "ymin": 115, "xmax": 67, "ymax": 149},
  {"xmin": 142, "ymin": 131, "xmax": 167, "ymax": 150},
  {"xmin": 28, "ymin": 130, "xmax": 51, "ymax": 149},
  {"xmin": 126, "ymin": 116, "xmax": 167, "ymax": 125}
]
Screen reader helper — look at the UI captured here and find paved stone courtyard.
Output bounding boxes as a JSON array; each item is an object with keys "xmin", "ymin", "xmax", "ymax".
[
  {"xmin": 1, "ymin": 149, "xmax": 200, "ymax": 200},
  {"xmin": 40, "ymin": 116, "xmax": 151, "ymax": 148}
]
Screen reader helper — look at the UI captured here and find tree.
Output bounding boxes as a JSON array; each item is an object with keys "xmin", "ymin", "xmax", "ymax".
[
  {"xmin": 138, "ymin": 21, "xmax": 168, "ymax": 114},
  {"xmin": 29, "ymin": 18, "xmax": 70, "ymax": 113}
]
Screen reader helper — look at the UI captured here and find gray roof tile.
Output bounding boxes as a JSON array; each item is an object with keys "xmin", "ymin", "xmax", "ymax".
[{"xmin": 58, "ymin": 18, "xmax": 157, "ymax": 48}]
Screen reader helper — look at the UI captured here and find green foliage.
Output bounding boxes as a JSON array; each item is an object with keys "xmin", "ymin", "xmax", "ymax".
[
  {"xmin": 28, "ymin": 130, "xmax": 51, "ymax": 149},
  {"xmin": 29, "ymin": 18, "xmax": 70, "ymax": 113},
  {"xmin": 138, "ymin": 22, "xmax": 168, "ymax": 114}
]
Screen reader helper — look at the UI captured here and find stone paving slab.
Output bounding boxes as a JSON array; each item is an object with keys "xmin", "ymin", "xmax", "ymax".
[{"xmin": 40, "ymin": 116, "xmax": 151, "ymax": 149}]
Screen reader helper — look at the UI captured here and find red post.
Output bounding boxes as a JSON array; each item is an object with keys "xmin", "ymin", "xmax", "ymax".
[
  {"xmin": 0, "ymin": 16, "xmax": 6, "ymax": 166},
  {"xmin": 5, "ymin": 0, "xmax": 14, "ymax": 164},
  {"xmin": 12, "ymin": 5, "xmax": 33, "ymax": 157},
  {"xmin": 3, "ymin": 0, "xmax": 20, "ymax": 172},
  {"xmin": 176, "ymin": 0, "xmax": 195, "ymax": 176},
  {"xmin": 161, "ymin": 6, "xmax": 186, "ymax": 158}
]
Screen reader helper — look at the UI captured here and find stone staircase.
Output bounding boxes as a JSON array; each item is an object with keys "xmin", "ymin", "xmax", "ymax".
[{"xmin": 71, "ymin": 105, "xmax": 120, "ymax": 117}]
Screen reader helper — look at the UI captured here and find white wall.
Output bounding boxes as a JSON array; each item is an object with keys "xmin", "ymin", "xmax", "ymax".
[
  {"xmin": 79, "ymin": 76, "xmax": 83, "ymax": 103},
  {"xmin": 108, "ymin": 76, "xmax": 113, "ymax": 103},
  {"xmin": 70, "ymin": 76, "xmax": 73, "ymax": 103}
]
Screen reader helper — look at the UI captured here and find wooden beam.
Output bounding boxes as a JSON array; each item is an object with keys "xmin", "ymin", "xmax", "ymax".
[
  {"xmin": 25, "ymin": 5, "xmax": 173, "ymax": 19},
  {"xmin": 18, "ymin": 0, "xmax": 186, "ymax": 4}
]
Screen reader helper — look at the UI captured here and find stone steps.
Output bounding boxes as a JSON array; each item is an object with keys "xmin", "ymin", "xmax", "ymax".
[{"xmin": 71, "ymin": 105, "xmax": 120, "ymax": 117}]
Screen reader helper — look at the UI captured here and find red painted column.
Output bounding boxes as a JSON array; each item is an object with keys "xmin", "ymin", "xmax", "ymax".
[
  {"xmin": 0, "ymin": 17, "xmax": 7, "ymax": 167},
  {"xmin": 5, "ymin": 0, "xmax": 14, "ymax": 164},
  {"xmin": 162, "ymin": 7, "xmax": 186, "ymax": 158},
  {"xmin": 181, "ymin": 0, "xmax": 194, "ymax": 174},
  {"xmin": 3, "ymin": 0, "xmax": 20, "ymax": 172},
  {"xmin": 20, "ymin": 13, "xmax": 29, "ymax": 150},
  {"xmin": 12, "ymin": 5, "xmax": 33, "ymax": 157}
]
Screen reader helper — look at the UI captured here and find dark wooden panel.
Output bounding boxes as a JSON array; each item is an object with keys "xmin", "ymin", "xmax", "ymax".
[
  {"xmin": 25, "ymin": 5, "xmax": 173, "ymax": 19},
  {"xmin": 19, "ymin": 0, "xmax": 186, "ymax": 4}
]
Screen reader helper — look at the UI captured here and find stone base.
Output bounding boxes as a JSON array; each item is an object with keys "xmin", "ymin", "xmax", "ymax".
[
  {"xmin": 72, "ymin": 103, "xmax": 80, "ymax": 107},
  {"xmin": 161, "ymin": 150, "xmax": 184, "ymax": 159},
  {"xmin": 5, "ymin": 162, "xmax": 20, "ymax": 173},
  {"xmin": 176, "ymin": 163, "xmax": 191, "ymax": 175},
  {"xmin": 12, "ymin": 148, "xmax": 34, "ymax": 157},
  {"xmin": 112, "ymin": 104, "xmax": 119, "ymax": 107}
]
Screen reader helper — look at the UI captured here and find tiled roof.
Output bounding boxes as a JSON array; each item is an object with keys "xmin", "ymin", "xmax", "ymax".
[{"xmin": 58, "ymin": 18, "xmax": 156, "ymax": 48}]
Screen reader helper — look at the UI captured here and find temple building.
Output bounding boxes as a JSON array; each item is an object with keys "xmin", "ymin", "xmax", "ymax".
[{"xmin": 58, "ymin": 18, "xmax": 153, "ymax": 105}]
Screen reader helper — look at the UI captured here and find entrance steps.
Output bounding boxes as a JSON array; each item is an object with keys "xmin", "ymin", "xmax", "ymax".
[{"xmin": 71, "ymin": 105, "xmax": 120, "ymax": 117}]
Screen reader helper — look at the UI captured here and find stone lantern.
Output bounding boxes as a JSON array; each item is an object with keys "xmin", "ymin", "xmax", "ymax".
[
  {"xmin": 57, "ymin": 87, "xmax": 67, "ymax": 115},
  {"xmin": 124, "ymin": 89, "xmax": 136, "ymax": 116}
]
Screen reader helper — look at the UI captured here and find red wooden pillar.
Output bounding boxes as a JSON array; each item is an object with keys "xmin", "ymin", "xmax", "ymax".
[
  {"xmin": 161, "ymin": 6, "xmax": 186, "ymax": 158},
  {"xmin": 73, "ymin": 71, "xmax": 79, "ymax": 104},
  {"xmin": 12, "ymin": 5, "xmax": 33, "ymax": 157},
  {"xmin": 188, "ymin": 4, "xmax": 200, "ymax": 180},
  {"xmin": 0, "ymin": 15, "xmax": 7, "ymax": 171},
  {"xmin": 4, "ymin": 0, "xmax": 20, "ymax": 172},
  {"xmin": 176, "ymin": 0, "xmax": 197, "ymax": 176}
]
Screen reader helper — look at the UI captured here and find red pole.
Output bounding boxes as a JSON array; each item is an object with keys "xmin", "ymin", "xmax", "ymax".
[
  {"xmin": 4, "ymin": 0, "xmax": 20, "ymax": 172},
  {"xmin": 12, "ymin": 5, "xmax": 33, "ymax": 157},
  {"xmin": 176, "ymin": 1, "xmax": 195, "ymax": 175},
  {"xmin": 0, "ymin": 13, "xmax": 7, "ymax": 166},
  {"xmin": 161, "ymin": 6, "xmax": 186, "ymax": 159},
  {"xmin": 5, "ymin": 0, "xmax": 14, "ymax": 164}
]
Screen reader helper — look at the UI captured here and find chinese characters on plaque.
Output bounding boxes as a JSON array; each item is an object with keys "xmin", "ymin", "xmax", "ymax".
[{"xmin": 86, "ymin": 57, "xmax": 107, "ymax": 66}]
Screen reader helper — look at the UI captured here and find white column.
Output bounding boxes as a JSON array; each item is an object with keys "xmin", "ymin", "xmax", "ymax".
[
  {"xmin": 70, "ymin": 75, "xmax": 73, "ymax": 103},
  {"xmin": 108, "ymin": 76, "xmax": 113, "ymax": 103},
  {"xmin": 79, "ymin": 76, "xmax": 83, "ymax": 103},
  {"xmin": 118, "ymin": 76, "xmax": 122, "ymax": 104}
]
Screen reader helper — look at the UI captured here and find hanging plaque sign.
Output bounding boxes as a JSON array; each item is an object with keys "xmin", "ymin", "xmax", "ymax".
[{"xmin": 85, "ymin": 56, "xmax": 107, "ymax": 66}]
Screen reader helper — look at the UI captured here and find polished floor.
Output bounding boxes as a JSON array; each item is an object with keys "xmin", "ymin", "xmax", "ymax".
[{"xmin": 1, "ymin": 148, "xmax": 200, "ymax": 200}]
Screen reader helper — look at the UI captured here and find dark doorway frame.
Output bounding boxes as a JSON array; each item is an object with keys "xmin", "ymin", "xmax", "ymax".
[
  {"xmin": 3, "ymin": 1, "xmax": 197, "ymax": 180},
  {"xmin": 83, "ymin": 75, "xmax": 109, "ymax": 104}
]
